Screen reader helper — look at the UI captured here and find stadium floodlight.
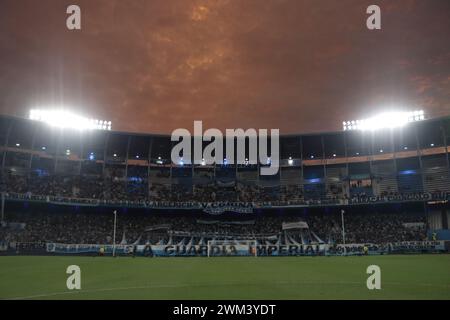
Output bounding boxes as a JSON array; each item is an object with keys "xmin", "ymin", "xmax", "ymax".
[
  {"xmin": 29, "ymin": 109, "xmax": 112, "ymax": 131},
  {"xmin": 343, "ymin": 110, "xmax": 425, "ymax": 131}
]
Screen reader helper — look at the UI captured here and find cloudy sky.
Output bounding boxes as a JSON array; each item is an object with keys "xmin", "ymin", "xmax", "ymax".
[{"xmin": 0, "ymin": 0, "xmax": 449, "ymax": 134}]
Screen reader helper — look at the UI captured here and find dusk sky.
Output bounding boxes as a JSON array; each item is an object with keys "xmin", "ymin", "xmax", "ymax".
[{"xmin": 0, "ymin": 0, "xmax": 449, "ymax": 134}]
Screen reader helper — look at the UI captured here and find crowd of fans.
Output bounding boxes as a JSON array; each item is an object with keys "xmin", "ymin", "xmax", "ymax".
[
  {"xmin": 0, "ymin": 170, "xmax": 431, "ymax": 248},
  {"xmin": 0, "ymin": 171, "xmax": 312, "ymax": 203},
  {"xmin": 0, "ymin": 171, "xmax": 436, "ymax": 206},
  {"xmin": 0, "ymin": 211, "xmax": 427, "ymax": 245}
]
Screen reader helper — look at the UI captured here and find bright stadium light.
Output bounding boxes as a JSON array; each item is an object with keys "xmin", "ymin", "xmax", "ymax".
[
  {"xmin": 288, "ymin": 156, "xmax": 293, "ymax": 166},
  {"xmin": 29, "ymin": 109, "xmax": 112, "ymax": 131},
  {"xmin": 343, "ymin": 110, "xmax": 424, "ymax": 131}
]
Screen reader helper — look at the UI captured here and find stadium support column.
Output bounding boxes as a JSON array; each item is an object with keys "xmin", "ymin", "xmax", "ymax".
[
  {"xmin": 113, "ymin": 210, "xmax": 117, "ymax": 257},
  {"xmin": 321, "ymin": 136, "xmax": 327, "ymax": 196},
  {"xmin": 54, "ymin": 129, "xmax": 63, "ymax": 173},
  {"xmin": 299, "ymin": 137, "xmax": 304, "ymax": 197},
  {"xmin": 124, "ymin": 136, "xmax": 131, "ymax": 195},
  {"xmin": 414, "ymin": 127, "xmax": 426, "ymax": 193},
  {"xmin": 343, "ymin": 132, "xmax": 350, "ymax": 199},
  {"xmin": 341, "ymin": 209, "xmax": 346, "ymax": 253},
  {"xmin": 125, "ymin": 136, "xmax": 131, "ymax": 178},
  {"xmin": 29, "ymin": 124, "xmax": 37, "ymax": 170},
  {"xmin": 103, "ymin": 133, "xmax": 110, "ymax": 197},
  {"xmin": 103, "ymin": 133, "xmax": 109, "ymax": 175},
  {"xmin": 1, "ymin": 192, "xmax": 5, "ymax": 222},
  {"xmin": 147, "ymin": 138, "xmax": 153, "ymax": 198},
  {"xmin": 190, "ymin": 156, "xmax": 195, "ymax": 195},
  {"xmin": 369, "ymin": 132, "xmax": 374, "ymax": 194},
  {"xmin": 169, "ymin": 140, "xmax": 173, "ymax": 192},
  {"xmin": 441, "ymin": 124, "xmax": 450, "ymax": 184},
  {"xmin": 78, "ymin": 131, "xmax": 83, "ymax": 175},
  {"xmin": 2, "ymin": 121, "xmax": 13, "ymax": 173},
  {"xmin": 392, "ymin": 129, "xmax": 399, "ymax": 194}
]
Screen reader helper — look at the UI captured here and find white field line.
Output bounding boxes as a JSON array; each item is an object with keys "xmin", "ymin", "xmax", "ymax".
[{"xmin": 4, "ymin": 280, "xmax": 449, "ymax": 300}]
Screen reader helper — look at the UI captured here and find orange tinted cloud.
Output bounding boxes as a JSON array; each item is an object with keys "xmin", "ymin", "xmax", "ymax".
[{"xmin": 0, "ymin": 0, "xmax": 449, "ymax": 134}]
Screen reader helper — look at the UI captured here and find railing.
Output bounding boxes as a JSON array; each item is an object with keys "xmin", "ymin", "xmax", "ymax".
[{"xmin": 3, "ymin": 191, "xmax": 450, "ymax": 211}]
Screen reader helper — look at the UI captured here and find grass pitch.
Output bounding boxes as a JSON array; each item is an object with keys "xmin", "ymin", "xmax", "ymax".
[{"xmin": 0, "ymin": 255, "xmax": 449, "ymax": 300}]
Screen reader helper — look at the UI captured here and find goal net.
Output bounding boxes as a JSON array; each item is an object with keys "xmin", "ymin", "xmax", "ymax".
[{"xmin": 207, "ymin": 239, "xmax": 257, "ymax": 257}]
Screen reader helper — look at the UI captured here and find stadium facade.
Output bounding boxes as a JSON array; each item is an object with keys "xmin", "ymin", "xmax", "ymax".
[
  {"xmin": 1, "ymin": 114, "xmax": 449, "ymax": 200},
  {"xmin": 0, "ymin": 114, "xmax": 450, "ymax": 256}
]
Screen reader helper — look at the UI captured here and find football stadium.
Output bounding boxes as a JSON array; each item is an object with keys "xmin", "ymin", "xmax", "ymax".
[
  {"xmin": 1, "ymin": 1, "xmax": 450, "ymax": 310},
  {"xmin": 0, "ymin": 112, "xmax": 449, "ymax": 300}
]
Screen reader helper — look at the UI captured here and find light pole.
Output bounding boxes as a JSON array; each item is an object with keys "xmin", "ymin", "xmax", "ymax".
[{"xmin": 112, "ymin": 210, "xmax": 117, "ymax": 257}]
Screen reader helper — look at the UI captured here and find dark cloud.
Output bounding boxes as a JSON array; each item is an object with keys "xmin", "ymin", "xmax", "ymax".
[{"xmin": 0, "ymin": 0, "xmax": 449, "ymax": 134}]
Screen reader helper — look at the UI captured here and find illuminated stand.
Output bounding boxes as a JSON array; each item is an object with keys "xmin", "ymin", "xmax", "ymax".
[{"xmin": 207, "ymin": 239, "xmax": 258, "ymax": 257}]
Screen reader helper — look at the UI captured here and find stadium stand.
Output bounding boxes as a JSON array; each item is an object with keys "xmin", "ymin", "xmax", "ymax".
[{"xmin": 0, "ymin": 114, "xmax": 449, "ymax": 255}]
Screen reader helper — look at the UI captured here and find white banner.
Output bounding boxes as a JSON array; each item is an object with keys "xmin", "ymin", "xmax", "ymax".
[{"xmin": 282, "ymin": 221, "xmax": 309, "ymax": 230}]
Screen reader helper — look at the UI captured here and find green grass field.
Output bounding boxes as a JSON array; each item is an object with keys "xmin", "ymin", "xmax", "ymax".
[{"xmin": 0, "ymin": 255, "xmax": 449, "ymax": 300}]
